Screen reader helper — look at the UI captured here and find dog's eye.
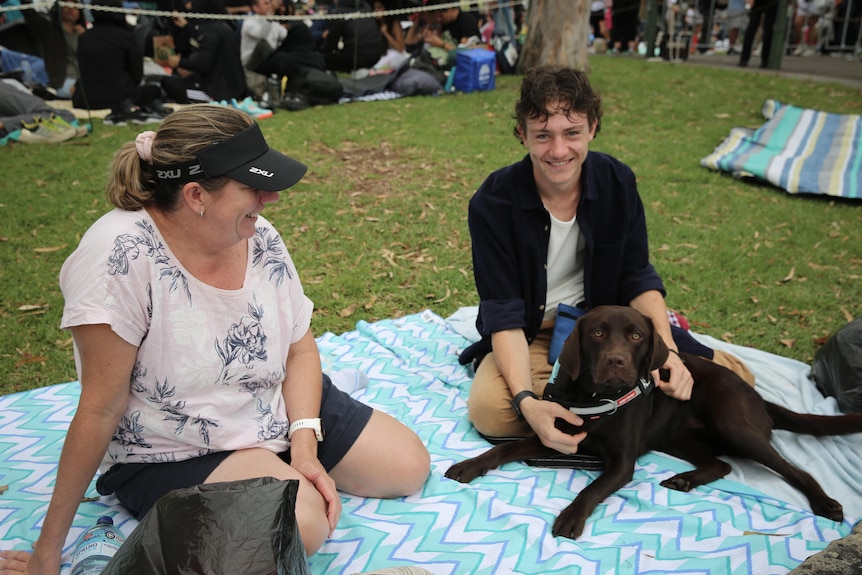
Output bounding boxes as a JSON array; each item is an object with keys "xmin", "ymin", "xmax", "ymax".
[
  {"xmin": 631, "ymin": 332, "xmax": 642, "ymax": 341},
  {"xmin": 592, "ymin": 329, "xmax": 603, "ymax": 338}
]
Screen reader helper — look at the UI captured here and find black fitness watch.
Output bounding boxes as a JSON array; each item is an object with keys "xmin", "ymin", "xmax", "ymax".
[{"xmin": 511, "ymin": 390, "xmax": 538, "ymax": 420}]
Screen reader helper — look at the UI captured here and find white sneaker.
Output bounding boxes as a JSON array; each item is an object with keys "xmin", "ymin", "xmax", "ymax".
[{"xmin": 328, "ymin": 369, "xmax": 370, "ymax": 394}]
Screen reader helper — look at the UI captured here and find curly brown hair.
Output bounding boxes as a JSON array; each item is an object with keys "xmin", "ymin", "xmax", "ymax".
[{"xmin": 513, "ymin": 66, "xmax": 603, "ymax": 140}]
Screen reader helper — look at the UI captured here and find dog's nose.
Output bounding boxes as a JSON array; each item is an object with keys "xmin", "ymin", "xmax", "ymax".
[{"xmin": 604, "ymin": 354, "xmax": 628, "ymax": 370}]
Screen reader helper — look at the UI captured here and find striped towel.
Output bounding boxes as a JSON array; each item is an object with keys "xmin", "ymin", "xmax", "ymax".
[{"xmin": 701, "ymin": 99, "xmax": 862, "ymax": 200}]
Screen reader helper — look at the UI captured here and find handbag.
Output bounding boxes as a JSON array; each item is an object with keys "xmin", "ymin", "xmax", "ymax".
[{"xmin": 548, "ymin": 303, "xmax": 587, "ymax": 365}]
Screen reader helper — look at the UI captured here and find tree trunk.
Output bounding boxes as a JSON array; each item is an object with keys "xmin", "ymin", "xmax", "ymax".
[{"xmin": 518, "ymin": 0, "xmax": 591, "ymax": 72}]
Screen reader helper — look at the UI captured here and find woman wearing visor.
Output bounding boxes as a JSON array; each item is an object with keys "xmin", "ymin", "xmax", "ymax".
[{"xmin": 0, "ymin": 104, "xmax": 429, "ymax": 574}]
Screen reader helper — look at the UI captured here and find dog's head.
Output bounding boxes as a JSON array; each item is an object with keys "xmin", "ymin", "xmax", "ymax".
[{"xmin": 555, "ymin": 305, "xmax": 669, "ymax": 397}]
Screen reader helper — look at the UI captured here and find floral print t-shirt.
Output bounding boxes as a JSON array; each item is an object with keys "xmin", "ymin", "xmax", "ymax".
[{"xmin": 60, "ymin": 208, "xmax": 313, "ymax": 471}]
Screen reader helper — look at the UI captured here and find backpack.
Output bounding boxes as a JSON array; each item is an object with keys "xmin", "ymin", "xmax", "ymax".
[
  {"xmin": 492, "ymin": 36, "xmax": 519, "ymax": 74},
  {"xmin": 283, "ymin": 67, "xmax": 343, "ymax": 107},
  {"xmin": 402, "ymin": 47, "xmax": 446, "ymax": 87}
]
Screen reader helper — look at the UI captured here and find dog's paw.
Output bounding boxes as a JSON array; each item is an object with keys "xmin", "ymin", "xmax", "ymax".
[
  {"xmin": 811, "ymin": 496, "xmax": 844, "ymax": 523},
  {"xmin": 552, "ymin": 508, "xmax": 587, "ymax": 540},
  {"xmin": 444, "ymin": 461, "xmax": 486, "ymax": 483},
  {"xmin": 661, "ymin": 474, "xmax": 694, "ymax": 492}
]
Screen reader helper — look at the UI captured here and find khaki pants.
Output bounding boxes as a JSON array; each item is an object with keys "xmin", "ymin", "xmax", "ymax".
[
  {"xmin": 466, "ymin": 323, "xmax": 756, "ymax": 439},
  {"xmin": 467, "ymin": 322, "xmax": 556, "ymax": 439}
]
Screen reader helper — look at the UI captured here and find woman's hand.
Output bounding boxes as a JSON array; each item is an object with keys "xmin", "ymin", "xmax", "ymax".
[
  {"xmin": 654, "ymin": 350, "xmax": 693, "ymax": 401},
  {"xmin": 520, "ymin": 397, "xmax": 587, "ymax": 455},
  {"xmin": 289, "ymin": 441, "xmax": 341, "ymax": 535},
  {"xmin": 0, "ymin": 548, "xmax": 60, "ymax": 575}
]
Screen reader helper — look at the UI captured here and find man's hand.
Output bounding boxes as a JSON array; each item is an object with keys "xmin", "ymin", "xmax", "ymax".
[
  {"xmin": 520, "ymin": 397, "xmax": 588, "ymax": 455},
  {"xmin": 654, "ymin": 350, "xmax": 693, "ymax": 401}
]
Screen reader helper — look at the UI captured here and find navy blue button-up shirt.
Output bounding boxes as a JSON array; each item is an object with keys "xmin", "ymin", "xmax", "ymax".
[{"xmin": 459, "ymin": 151, "xmax": 668, "ymax": 367}]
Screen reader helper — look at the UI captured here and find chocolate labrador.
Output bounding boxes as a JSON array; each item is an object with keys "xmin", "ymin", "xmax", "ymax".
[{"xmin": 445, "ymin": 305, "xmax": 862, "ymax": 540}]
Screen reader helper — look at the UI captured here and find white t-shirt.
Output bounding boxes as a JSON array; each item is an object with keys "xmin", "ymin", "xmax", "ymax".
[
  {"xmin": 60, "ymin": 209, "xmax": 312, "ymax": 470},
  {"xmin": 240, "ymin": 16, "xmax": 288, "ymax": 67},
  {"xmin": 544, "ymin": 212, "xmax": 586, "ymax": 322}
]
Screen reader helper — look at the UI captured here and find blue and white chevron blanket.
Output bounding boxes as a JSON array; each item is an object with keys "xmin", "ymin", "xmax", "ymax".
[
  {"xmin": 701, "ymin": 99, "xmax": 862, "ymax": 200},
  {"xmin": 2, "ymin": 308, "xmax": 861, "ymax": 574}
]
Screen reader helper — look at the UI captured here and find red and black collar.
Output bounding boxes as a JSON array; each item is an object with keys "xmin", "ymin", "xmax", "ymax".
[{"xmin": 545, "ymin": 360, "xmax": 655, "ymax": 420}]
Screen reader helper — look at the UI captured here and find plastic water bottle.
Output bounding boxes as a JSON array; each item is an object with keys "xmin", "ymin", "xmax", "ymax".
[
  {"xmin": 444, "ymin": 66, "xmax": 457, "ymax": 92},
  {"xmin": 70, "ymin": 516, "xmax": 125, "ymax": 575},
  {"xmin": 265, "ymin": 74, "xmax": 281, "ymax": 106}
]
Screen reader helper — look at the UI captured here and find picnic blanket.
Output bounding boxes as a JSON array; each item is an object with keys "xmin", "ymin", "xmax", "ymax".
[
  {"xmin": 2, "ymin": 307, "xmax": 861, "ymax": 574},
  {"xmin": 701, "ymin": 99, "xmax": 862, "ymax": 200}
]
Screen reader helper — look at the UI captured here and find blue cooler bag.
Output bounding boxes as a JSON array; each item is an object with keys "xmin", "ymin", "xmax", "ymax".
[{"xmin": 453, "ymin": 49, "xmax": 496, "ymax": 93}]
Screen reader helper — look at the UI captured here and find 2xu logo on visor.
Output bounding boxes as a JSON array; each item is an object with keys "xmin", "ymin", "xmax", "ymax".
[
  {"xmin": 249, "ymin": 167, "xmax": 274, "ymax": 178},
  {"xmin": 152, "ymin": 122, "xmax": 308, "ymax": 191}
]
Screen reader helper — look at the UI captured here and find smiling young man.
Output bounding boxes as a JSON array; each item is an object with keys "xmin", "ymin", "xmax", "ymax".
[{"xmin": 459, "ymin": 66, "xmax": 699, "ymax": 456}]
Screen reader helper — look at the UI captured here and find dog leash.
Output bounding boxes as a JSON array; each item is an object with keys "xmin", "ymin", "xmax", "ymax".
[{"xmin": 546, "ymin": 360, "xmax": 655, "ymax": 420}]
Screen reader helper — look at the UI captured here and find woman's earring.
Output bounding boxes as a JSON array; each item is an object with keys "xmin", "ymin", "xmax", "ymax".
[{"xmin": 199, "ymin": 209, "xmax": 204, "ymax": 218}]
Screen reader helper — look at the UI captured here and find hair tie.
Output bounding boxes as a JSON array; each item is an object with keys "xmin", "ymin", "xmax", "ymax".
[{"xmin": 135, "ymin": 131, "xmax": 157, "ymax": 164}]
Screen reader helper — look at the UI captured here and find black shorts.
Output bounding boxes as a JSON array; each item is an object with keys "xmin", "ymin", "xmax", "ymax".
[{"xmin": 96, "ymin": 374, "xmax": 373, "ymax": 519}]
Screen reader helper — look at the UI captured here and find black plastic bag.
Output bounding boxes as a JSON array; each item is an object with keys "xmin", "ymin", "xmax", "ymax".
[
  {"xmin": 811, "ymin": 317, "xmax": 862, "ymax": 413},
  {"xmin": 102, "ymin": 477, "xmax": 308, "ymax": 575}
]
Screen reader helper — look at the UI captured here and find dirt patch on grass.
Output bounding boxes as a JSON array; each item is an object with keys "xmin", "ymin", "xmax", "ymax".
[{"xmin": 306, "ymin": 140, "xmax": 414, "ymax": 196}]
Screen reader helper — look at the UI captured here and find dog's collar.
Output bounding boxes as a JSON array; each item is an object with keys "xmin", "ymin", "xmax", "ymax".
[{"xmin": 546, "ymin": 360, "xmax": 655, "ymax": 420}]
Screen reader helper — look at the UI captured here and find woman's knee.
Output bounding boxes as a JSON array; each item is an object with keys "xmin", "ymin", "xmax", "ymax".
[
  {"xmin": 206, "ymin": 448, "xmax": 331, "ymax": 557},
  {"xmin": 377, "ymin": 418, "xmax": 430, "ymax": 496},
  {"xmin": 392, "ymin": 433, "xmax": 431, "ymax": 495},
  {"xmin": 329, "ymin": 412, "xmax": 430, "ymax": 498}
]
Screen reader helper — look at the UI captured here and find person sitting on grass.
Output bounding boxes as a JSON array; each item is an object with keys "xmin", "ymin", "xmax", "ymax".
[
  {"xmin": 0, "ymin": 104, "xmax": 430, "ymax": 574},
  {"xmin": 241, "ymin": 0, "xmax": 326, "ymax": 84},
  {"xmin": 424, "ymin": 0, "xmax": 481, "ymax": 63},
  {"xmin": 370, "ymin": 0, "xmax": 408, "ymax": 73},
  {"xmin": 164, "ymin": 0, "xmax": 248, "ymax": 103},
  {"xmin": 319, "ymin": 0, "xmax": 385, "ymax": 73},
  {"xmin": 21, "ymin": 0, "xmax": 86, "ymax": 99},
  {"xmin": 72, "ymin": 0, "xmax": 173, "ymax": 126}
]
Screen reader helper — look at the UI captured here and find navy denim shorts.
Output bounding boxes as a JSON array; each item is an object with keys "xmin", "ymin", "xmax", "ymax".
[{"xmin": 96, "ymin": 374, "xmax": 372, "ymax": 519}]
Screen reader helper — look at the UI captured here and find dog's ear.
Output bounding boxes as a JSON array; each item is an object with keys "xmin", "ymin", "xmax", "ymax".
[
  {"xmin": 644, "ymin": 315, "xmax": 670, "ymax": 372},
  {"xmin": 557, "ymin": 320, "xmax": 582, "ymax": 379}
]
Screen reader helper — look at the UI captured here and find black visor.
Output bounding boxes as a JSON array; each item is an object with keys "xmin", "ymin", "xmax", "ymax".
[
  {"xmin": 199, "ymin": 123, "xmax": 307, "ymax": 191},
  {"xmin": 154, "ymin": 123, "xmax": 307, "ymax": 191}
]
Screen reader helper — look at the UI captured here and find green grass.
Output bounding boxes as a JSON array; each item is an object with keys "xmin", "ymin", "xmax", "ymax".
[{"xmin": 1, "ymin": 55, "xmax": 860, "ymax": 394}]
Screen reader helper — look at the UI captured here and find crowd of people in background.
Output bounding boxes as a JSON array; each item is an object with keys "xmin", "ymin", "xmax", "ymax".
[
  {"xmin": 0, "ymin": 0, "xmax": 529, "ymax": 141},
  {"xmin": 0, "ymin": 0, "xmax": 859, "ymax": 143}
]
